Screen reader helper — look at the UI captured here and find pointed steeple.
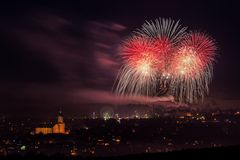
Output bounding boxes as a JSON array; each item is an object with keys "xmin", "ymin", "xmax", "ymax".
[
  {"xmin": 57, "ymin": 107, "xmax": 64, "ymax": 123},
  {"xmin": 59, "ymin": 106, "xmax": 62, "ymax": 116}
]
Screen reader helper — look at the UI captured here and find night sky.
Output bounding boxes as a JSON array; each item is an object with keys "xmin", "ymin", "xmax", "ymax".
[{"xmin": 0, "ymin": 0, "xmax": 240, "ymax": 115}]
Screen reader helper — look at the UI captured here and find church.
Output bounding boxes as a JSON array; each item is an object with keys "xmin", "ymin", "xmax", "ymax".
[{"xmin": 35, "ymin": 109, "xmax": 67, "ymax": 134}]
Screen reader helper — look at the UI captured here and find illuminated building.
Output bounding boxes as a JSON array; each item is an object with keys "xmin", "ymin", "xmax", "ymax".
[
  {"xmin": 35, "ymin": 109, "xmax": 67, "ymax": 134},
  {"xmin": 35, "ymin": 125, "xmax": 52, "ymax": 134},
  {"xmin": 52, "ymin": 109, "xmax": 65, "ymax": 134}
]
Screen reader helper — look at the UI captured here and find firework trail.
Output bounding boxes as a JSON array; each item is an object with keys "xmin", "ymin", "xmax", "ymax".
[
  {"xmin": 136, "ymin": 18, "xmax": 187, "ymax": 46},
  {"xmin": 114, "ymin": 18, "xmax": 187, "ymax": 97},
  {"xmin": 114, "ymin": 18, "xmax": 217, "ymax": 104},
  {"xmin": 136, "ymin": 18, "xmax": 188, "ymax": 94},
  {"xmin": 169, "ymin": 32, "xmax": 216, "ymax": 103},
  {"xmin": 114, "ymin": 36, "xmax": 160, "ymax": 96}
]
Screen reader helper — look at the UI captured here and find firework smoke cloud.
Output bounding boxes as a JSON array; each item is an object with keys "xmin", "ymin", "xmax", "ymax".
[{"xmin": 114, "ymin": 18, "xmax": 217, "ymax": 104}]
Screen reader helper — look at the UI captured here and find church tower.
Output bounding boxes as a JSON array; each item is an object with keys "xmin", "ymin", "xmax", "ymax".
[
  {"xmin": 35, "ymin": 108, "xmax": 68, "ymax": 135},
  {"xmin": 53, "ymin": 107, "xmax": 66, "ymax": 134},
  {"xmin": 57, "ymin": 107, "xmax": 64, "ymax": 123}
]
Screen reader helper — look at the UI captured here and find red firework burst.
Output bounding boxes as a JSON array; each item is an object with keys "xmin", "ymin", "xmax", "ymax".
[
  {"xmin": 170, "ymin": 32, "xmax": 216, "ymax": 78},
  {"xmin": 120, "ymin": 36, "xmax": 161, "ymax": 75},
  {"xmin": 120, "ymin": 36, "xmax": 175, "ymax": 75}
]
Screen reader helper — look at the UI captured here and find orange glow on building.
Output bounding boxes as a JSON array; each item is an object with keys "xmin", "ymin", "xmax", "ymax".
[
  {"xmin": 35, "ymin": 109, "xmax": 67, "ymax": 134},
  {"xmin": 35, "ymin": 127, "xmax": 52, "ymax": 134},
  {"xmin": 53, "ymin": 123, "xmax": 65, "ymax": 134}
]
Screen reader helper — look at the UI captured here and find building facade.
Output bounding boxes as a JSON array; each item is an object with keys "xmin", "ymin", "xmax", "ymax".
[{"xmin": 35, "ymin": 109, "xmax": 66, "ymax": 134}]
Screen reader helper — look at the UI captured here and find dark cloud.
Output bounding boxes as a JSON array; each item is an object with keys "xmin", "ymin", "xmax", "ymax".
[
  {"xmin": 0, "ymin": 12, "xmax": 130, "ymax": 111},
  {"xmin": 3, "ymin": 13, "xmax": 124, "ymax": 86}
]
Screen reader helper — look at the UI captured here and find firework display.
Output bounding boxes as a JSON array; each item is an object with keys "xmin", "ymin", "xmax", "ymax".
[{"xmin": 114, "ymin": 18, "xmax": 217, "ymax": 104}]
